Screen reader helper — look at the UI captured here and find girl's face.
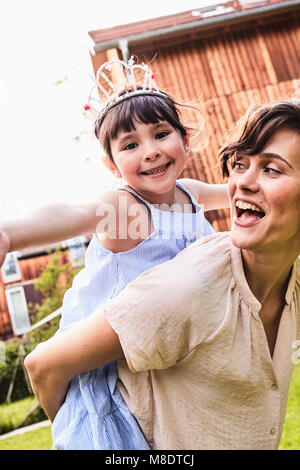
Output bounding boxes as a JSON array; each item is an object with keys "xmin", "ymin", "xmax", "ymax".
[
  {"xmin": 108, "ymin": 119, "xmax": 188, "ymax": 203},
  {"xmin": 228, "ymin": 128, "xmax": 300, "ymax": 257}
]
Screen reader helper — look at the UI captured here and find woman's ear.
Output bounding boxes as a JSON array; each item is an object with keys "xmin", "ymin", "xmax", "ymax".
[{"xmin": 101, "ymin": 155, "xmax": 122, "ymax": 178}]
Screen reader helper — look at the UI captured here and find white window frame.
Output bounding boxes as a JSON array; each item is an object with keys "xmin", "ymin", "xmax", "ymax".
[
  {"xmin": 5, "ymin": 286, "xmax": 31, "ymax": 335},
  {"xmin": 1, "ymin": 252, "xmax": 21, "ymax": 283},
  {"xmin": 66, "ymin": 236, "xmax": 86, "ymax": 267}
]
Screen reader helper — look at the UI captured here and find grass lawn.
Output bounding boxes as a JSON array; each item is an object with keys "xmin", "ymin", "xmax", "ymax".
[
  {"xmin": 0, "ymin": 425, "xmax": 52, "ymax": 450},
  {"xmin": 0, "ymin": 365, "xmax": 299, "ymax": 450},
  {"xmin": 0, "ymin": 396, "xmax": 39, "ymax": 434},
  {"xmin": 278, "ymin": 364, "xmax": 300, "ymax": 450}
]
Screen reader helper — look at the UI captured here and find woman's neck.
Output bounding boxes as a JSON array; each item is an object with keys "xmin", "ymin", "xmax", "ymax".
[{"xmin": 241, "ymin": 249, "xmax": 294, "ymax": 307}]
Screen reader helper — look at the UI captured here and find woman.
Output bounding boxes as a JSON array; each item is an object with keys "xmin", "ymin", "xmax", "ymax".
[{"xmin": 25, "ymin": 99, "xmax": 300, "ymax": 450}]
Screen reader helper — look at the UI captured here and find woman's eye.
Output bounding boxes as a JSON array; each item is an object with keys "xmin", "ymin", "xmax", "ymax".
[
  {"xmin": 123, "ymin": 142, "xmax": 138, "ymax": 151},
  {"xmin": 232, "ymin": 161, "xmax": 245, "ymax": 171},
  {"xmin": 264, "ymin": 167, "xmax": 281, "ymax": 175}
]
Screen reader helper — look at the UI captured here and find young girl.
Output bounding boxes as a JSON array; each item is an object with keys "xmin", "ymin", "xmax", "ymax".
[{"xmin": 1, "ymin": 59, "xmax": 229, "ymax": 450}]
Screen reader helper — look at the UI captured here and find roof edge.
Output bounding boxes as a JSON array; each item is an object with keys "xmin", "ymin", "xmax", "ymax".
[{"xmin": 90, "ymin": 1, "xmax": 300, "ymax": 53}]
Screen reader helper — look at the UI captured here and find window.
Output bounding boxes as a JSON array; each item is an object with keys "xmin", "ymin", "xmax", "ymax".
[
  {"xmin": 67, "ymin": 237, "xmax": 86, "ymax": 267},
  {"xmin": 1, "ymin": 252, "xmax": 21, "ymax": 283},
  {"xmin": 5, "ymin": 287, "xmax": 30, "ymax": 335}
]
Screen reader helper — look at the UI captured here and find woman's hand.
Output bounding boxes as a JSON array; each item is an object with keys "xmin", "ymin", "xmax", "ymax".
[{"xmin": 0, "ymin": 228, "xmax": 11, "ymax": 267}]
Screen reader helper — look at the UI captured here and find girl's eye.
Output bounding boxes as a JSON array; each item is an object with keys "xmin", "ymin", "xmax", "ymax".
[
  {"xmin": 155, "ymin": 131, "xmax": 169, "ymax": 139},
  {"xmin": 123, "ymin": 142, "xmax": 138, "ymax": 151}
]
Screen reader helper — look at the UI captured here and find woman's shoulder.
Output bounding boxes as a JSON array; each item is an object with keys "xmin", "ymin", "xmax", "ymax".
[
  {"xmin": 180, "ymin": 232, "xmax": 232, "ymax": 257},
  {"xmin": 161, "ymin": 232, "xmax": 232, "ymax": 285}
]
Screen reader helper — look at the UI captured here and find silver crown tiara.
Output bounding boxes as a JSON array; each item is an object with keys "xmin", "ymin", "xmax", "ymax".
[{"xmin": 84, "ymin": 57, "xmax": 168, "ymax": 130}]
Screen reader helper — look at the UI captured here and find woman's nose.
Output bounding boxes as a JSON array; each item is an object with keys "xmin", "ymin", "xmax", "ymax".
[{"xmin": 236, "ymin": 168, "xmax": 260, "ymax": 192}]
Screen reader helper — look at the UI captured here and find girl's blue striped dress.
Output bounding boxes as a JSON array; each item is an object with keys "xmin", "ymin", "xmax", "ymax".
[{"xmin": 51, "ymin": 181, "xmax": 215, "ymax": 449}]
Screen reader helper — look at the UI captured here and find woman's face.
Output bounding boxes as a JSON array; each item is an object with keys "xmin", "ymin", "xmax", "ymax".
[{"xmin": 228, "ymin": 128, "xmax": 300, "ymax": 257}]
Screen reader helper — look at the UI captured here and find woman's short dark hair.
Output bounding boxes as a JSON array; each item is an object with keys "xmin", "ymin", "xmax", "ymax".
[
  {"xmin": 96, "ymin": 89, "xmax": 188, "ymax": 162},
  {"xmin": 219, "ymin": 98, "xmax": 300, "ymax": 177}
]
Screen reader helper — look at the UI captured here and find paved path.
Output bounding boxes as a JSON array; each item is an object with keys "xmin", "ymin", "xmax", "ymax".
[{"xmin": 0, "ymin": 420, "xmax": 51, "ymax": 440}]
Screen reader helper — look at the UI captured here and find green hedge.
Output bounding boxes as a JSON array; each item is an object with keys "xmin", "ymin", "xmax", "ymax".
[{"xmin": 0, "ymin": 338, "xmax": 32, "ymax": 404}]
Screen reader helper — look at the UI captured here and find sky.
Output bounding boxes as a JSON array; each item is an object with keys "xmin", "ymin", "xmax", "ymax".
[{"xmin": 0, "ymin": 0, "xmax": 222, "ymax": 220}]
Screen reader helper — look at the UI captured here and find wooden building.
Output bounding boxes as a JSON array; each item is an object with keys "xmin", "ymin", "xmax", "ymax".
[
  {"xmin": 88, "ymin": 0, "xmax": 300, "ymax": 231},
  {"xmin": 0, "ymin": 238, "xmax": 88, "ymax": 340},
  {"xmin": 2, "ymin": 0, "xmax": 299, "ymax": 340}
]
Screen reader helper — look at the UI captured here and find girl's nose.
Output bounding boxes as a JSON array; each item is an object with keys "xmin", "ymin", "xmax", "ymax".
[{"xmin": 143, "ymin": 144, "xmax": 161, "ymax": 161}]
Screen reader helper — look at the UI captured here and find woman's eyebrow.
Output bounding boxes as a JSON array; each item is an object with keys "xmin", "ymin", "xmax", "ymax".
[{"xmin": 260, "ymin": 152, "xmax": 294, "ymax": 170}]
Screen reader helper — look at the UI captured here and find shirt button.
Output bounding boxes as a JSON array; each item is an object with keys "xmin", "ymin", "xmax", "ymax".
[
  {"xmin": 270, "ymin": 427, "xmax": 276, "ymax": 435},
  {"xmin": 271, "ymin": 384, "xmax": 278, "ymax": 391}
]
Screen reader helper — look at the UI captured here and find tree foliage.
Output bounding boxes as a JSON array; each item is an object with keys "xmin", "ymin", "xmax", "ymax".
[{"xmin": 28, "ymin": 246, "xmax": 82, "ymax": 347}]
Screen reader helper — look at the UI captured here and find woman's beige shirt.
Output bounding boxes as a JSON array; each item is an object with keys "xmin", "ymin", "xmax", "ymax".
[{"xmin": 104, "ymin": 232, "xmax": 300, "ymax": 450}]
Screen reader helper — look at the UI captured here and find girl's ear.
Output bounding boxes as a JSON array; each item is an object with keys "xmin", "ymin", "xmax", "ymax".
[
  {"xmin": 183, "ymin": 130, "xmax": 190, "ymax": 152},
  {"xmin": 101, "ymin": 155, "xmax": 122, "ymax": 178}
]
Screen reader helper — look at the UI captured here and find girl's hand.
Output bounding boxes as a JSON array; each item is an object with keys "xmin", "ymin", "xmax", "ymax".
[{"xmin": 0, "ymin": 228, "xmax": 11, "ymax": 267}]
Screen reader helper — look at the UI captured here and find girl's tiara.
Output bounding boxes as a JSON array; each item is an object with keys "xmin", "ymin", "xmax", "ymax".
[{"xmin": 84, "ymin": 57, "xmax": 168, "ymax": 130}]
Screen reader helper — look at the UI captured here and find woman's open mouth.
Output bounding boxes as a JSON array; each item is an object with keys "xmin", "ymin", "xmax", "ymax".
[
  {"xmin": 234, "ymin": 200, "xmax": 265, "ymax": 227},
  {"xmin": 140, "ymin": 162, "xmax": 171, "ymax": 177}
]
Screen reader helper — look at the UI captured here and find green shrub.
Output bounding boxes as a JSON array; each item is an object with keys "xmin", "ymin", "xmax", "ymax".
[
  {"xmin": 28, "ymin": 246, "xmax": 82, "ymax": 347},
  {"xmin": 0, "ymin": 247, "xmax": 82, "ymax": 405},
  {"xmin": 0, "ymin": 338, "xmax": 32, "ymax": 404}
]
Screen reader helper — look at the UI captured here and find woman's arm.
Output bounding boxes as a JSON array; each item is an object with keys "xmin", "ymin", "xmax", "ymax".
[
  {"xmin": 24, "ymin": 310, "xmax": 123, "ymax": 421},
  {"xmin": 178, "ymin": 178, "xmax": 229, "ymax": 212}
]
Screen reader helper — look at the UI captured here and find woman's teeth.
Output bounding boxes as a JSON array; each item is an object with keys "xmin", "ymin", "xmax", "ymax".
[{"xmin": 235, "ymin": 200, "xmax": 263, "ymax": 213}]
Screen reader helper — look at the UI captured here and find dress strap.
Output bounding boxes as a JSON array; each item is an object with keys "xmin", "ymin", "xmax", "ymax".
[
  {"xmin": 116, "ymin": 186, "xmax": 162, "ymax": 232},
  {"xmin": 116, "ymin": 186, "xmax": 153, "ymax": 209},
  {"xmin": 175, "ymin": 180, "xmax": 202, "ymax": 212}
]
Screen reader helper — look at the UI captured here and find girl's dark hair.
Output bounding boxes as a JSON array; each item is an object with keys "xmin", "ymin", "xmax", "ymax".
[
  {"xmin": 95, "ymin": 89, "xmax": 188, "ymax": 162},
  {"xmin": 219, "ymin": 98, "xmax": 300, "ymax": 177}
]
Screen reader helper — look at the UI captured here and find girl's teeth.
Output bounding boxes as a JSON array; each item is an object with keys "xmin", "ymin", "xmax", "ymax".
[{"xmin": 145, "ymin": 164, "xmax": 167, "ymax": 175}]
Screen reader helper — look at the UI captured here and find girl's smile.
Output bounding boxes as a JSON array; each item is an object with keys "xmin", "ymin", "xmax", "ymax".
[{"xmin": 139, "ymin": 162, "xmax": 171, "ymax": 177}]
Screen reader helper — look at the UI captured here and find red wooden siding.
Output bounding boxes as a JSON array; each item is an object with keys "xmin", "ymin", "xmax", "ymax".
[
  {"xmin": 0, "ymin": 250, "xmax": 73, "ymax": 339},
  {"xmin": 90, "ymin": 7, "xmax": 300, "ymax": 231},
  {"xmin": 124, "ymin": 17, "xmax": 300, "ymax": 230}
]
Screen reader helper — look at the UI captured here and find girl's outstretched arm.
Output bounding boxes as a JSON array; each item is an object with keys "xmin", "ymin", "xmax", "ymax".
[
  {"xmin": 0, "ymin": 228, "xmax": 11, "ymax": 267},
  {"xmin": 0, "ymin": 202, "xmax": 100, "ymax": 261},
  {"xmin": 0, "ymin": 188, "xmax": 131, "ymax": 266},
  {"xmin": 0, "ymin": 188, "xmax": 149, "ymax": 266},
  {"xmin": 24, "ymin": 310, "xmax": 123, "ymax": 422},
  {"xmin": 178, "ymin": 178, "xmax": 229, "ymax": 212}
]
